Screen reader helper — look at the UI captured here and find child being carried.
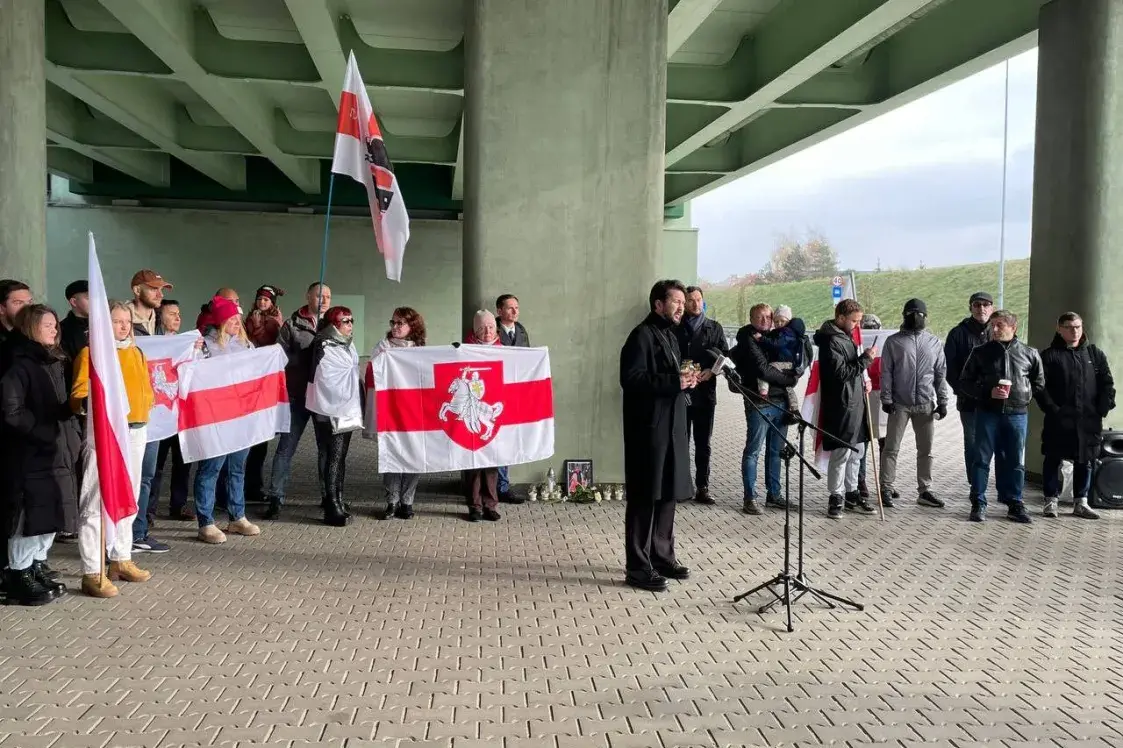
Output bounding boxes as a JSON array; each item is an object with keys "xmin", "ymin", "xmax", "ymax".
[{"xmin": 754, "ymin": 304, "xmax": 806, "ymax": 413}]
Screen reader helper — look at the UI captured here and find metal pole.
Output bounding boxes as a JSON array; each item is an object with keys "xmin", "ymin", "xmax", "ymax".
[{"xmin": 997, "ymin": 59, "xmax": 1010, "ymax": 309}]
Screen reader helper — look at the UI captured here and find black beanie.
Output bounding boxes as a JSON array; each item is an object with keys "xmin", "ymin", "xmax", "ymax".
[{"xmin": 903, "ymin": 298, "xmax": 927, "ymax": 316}]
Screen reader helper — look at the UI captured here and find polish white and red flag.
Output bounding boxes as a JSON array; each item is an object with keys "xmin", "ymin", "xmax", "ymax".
[
  {"xmin": 331, "ymin": 50, "xmax": 410, "ymax": 282},
  {"xmin": 86, "ymin": 232, "xmax": 136, "ymax": 545},
  {"xmin": 373, "ymin": 345, "xmax": 555, "ymax": 473},
  {"xmin": 176, "ymin": 345, "xmax": 290, "ymax": 463},
  {"xmin": 134, "ymin": 331, "xmax": 200, "ymax": 442},
  {"xmin": 800, "ymin": 327, "xmax": 894, "ymax": 469}
]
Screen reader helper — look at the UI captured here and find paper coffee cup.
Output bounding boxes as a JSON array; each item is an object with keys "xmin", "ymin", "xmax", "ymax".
[{"xmin": 998, "ymin": 379, "xmax": 1012, "ymax": 387}]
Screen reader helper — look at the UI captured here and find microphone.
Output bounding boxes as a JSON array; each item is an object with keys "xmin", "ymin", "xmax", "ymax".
[{"xmin": 707, "ymin": 348, "xmax": 736, "ymax": 376}]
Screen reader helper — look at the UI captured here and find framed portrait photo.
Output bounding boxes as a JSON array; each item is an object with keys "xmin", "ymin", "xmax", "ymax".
[{"xmin": 563, "ymin": 459, "xmax": 594, "ymax": 496}]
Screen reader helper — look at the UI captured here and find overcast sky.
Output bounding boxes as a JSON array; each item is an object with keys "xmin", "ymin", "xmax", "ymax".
[{"xmin": 693, "ymin": 49, "xmax": 1039, "ymax": 282}]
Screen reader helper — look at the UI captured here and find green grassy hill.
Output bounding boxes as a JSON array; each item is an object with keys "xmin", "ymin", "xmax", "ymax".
[{"xmin": 705, "ymin": 259, "xmax": 1030, "ymax": 339}]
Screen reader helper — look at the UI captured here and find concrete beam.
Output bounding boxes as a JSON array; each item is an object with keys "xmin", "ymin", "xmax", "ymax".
[
  {"xmin": 666, "ymin": 0, "xmax": 936, "ymax": 166},
  {"xmin": 451, "ymin": 118, "xmax": 464, "ymax": 200},
  {"xmin": 47, "ymin": 86, "xmax": 170, "ymax": 185},
  {"xmin": 47, "ymin": 146, "xmax": 95, "ymax": 183},
  {"xmin": 46, "ymin": 62, "xmax": 246, "ymax": 189},
  {"xmin": 96, "ymin": 0, "xmax": 320, "ymax": 193},
  {"xmin": 667, "ymin": 0, "xmax": 723, "ymax": 57},
  {"xmin": 669, "ymin": 0, "xmax": 1043, "ymax": 203},
  {"xmin": 283, "ymin": 0, "xmax": 346, "ymax": 110}
]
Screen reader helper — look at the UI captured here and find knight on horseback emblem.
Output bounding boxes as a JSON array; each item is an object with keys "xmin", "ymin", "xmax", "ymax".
[{"xmin": 438, "ymin": 366, "xmax": 505, "ymax": 441}]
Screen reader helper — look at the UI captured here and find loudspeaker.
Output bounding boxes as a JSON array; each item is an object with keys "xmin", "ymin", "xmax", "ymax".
[{"xmin": 1091, "ymin": 430, "xmax": 1123, "ymax": 510}]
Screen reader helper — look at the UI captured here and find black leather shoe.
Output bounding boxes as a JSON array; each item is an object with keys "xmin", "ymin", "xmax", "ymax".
[
  {"xmin": 380, "ymin": 503, "xmax": 398, "ymax": 520},
  {"xmin": 694, "ymin": 487, "xmax": 716, "ymax": 505},
  {"xmin": 654, "ymin": 563, "xmax": 690, "ymax": 580},
  {"xmin": 395, "ymin": 504, "xmax": 415, "ymax": 520},
  {"xmin": 467, "ymin": 508, "xmax": 482, "ymax": 522},
  {"xmin": 625, "ymin": 570, "xmax": 668, "ymax": 592},
  {"xmin": 483, "ymin": 508, "xmax": 501, "ymax": 521},
  {"xmin": 31, "ymin": 561, "xmax": 65, "ymax": 599},
  {"xmin": 262, "ymin": 497, "xmax": 281, "ymax": 520},
  {"xmin": 2, "ymin": 569, "xmax": 54, "ymax": 606}
]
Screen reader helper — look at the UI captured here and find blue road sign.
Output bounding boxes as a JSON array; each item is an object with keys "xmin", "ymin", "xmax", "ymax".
[{"xmin": 832, "ymin": 285, "xmax": 843, "ymax": 301}]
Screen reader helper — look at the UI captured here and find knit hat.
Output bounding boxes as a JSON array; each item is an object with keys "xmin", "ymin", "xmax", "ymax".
[
  {"xmin": 903, "ymin": 298, "xmax": 927, "ymax": 316},
  {"xmin": 774, "ymin": 305, "xmax": 793, "ymax": 321},
  {"xmin": 255, "ymin": 285, "xmax": 284, "ymax": 303},
  {"xmin": 208, "ymin": 295, "xmax": 240, "ymax": 327}
]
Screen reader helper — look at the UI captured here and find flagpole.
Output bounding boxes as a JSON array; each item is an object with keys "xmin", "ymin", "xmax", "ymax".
[{"xmin": 315, "ymin": 172, "xmax": 337, "ymax": 324}]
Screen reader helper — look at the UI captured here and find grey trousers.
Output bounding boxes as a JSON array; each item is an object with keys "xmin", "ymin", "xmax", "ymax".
[
  {"xmin": 880, "ymin": 407, "xmax": 936, "ymax": 494},
  {"xmin": 828, "ymin": 442, "xmax": 866, "ymax": 496},
  {"xmin": 383, "ymin": 473, "xmax": 420, "ymax": 507}
]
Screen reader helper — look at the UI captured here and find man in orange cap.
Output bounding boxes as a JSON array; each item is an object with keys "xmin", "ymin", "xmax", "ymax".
[{"xmin": 128, "ymin": 269, "xmax": 173, "ymax": 336}]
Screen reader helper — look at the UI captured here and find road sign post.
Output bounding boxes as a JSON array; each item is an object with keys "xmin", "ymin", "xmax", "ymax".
[{"xmin": 831, "ymin": 275, "xmax": 843, "ymax": 304}]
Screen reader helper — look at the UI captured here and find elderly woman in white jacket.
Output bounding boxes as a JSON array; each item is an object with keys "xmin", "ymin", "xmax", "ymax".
[
  {"xmin": 371, "ymin": 306, "xmax": 427, "ymax": 520},
  {"xmin": 305, "ymin": 305, "xmax": 362, "ymax": 527}
]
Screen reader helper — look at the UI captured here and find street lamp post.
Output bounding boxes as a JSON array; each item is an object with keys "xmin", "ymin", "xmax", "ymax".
[{"xmin": 997, "ymin": 59, "xmax": 1010, "ymax": 309}]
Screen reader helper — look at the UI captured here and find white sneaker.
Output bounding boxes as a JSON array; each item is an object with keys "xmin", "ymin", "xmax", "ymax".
[
  {"xmin": 1043, "ymin": 498, "xmax": 1058, "ymax": 518},
  {"xmin": 1073, "ymin": 498, "xmax": 1100, "ymax": 520}
]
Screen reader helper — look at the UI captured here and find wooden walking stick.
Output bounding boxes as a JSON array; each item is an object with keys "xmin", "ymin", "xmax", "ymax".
[{"xmin": 864, "ymin": 392, "xmax": 885, "ymax": 521}]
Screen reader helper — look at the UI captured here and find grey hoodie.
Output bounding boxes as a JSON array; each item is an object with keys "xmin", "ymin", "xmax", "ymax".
[{"xmin": 880, "ymin": 328, "xmax": 948, "ymax": 412}]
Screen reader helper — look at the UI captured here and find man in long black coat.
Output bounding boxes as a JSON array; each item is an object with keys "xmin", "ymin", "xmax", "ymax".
[
  {"xmin": 620, "ymin": 279, "xmax": 696, "ymax": 592},
  {"xmin": 813, "ymin": 299, "xmax": 878, "ymax": 519},
  {"xmin": 1036, "ymin": 311, "xmax": 1116, "ymax": 519}
]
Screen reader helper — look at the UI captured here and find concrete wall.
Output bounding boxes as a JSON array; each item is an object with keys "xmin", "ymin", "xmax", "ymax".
[{"xmin": 46, "ymin": 202, "xmax": 697, "ymax": 352}]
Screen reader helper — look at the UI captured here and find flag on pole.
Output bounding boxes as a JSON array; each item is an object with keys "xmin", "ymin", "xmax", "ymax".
[
  {"xmin": 134, "ymin": 331, "xmax": 200, "ymax": 442},
  {"xmin": 86, "ymin": 232, "xmax": 137, "ymax": 543},
  {"xmin": 331, "ymin": 51, "xmax": 410, "ymax": 282},
  {"xmin": 373, "ymin": 345, "xmax": 554, "ymax": 473},
  {"xmin": 800, "ymin": 327, "xmax": 895, "ymax": 469},
  {"xmin": 177, "ymin": 345, "xmax": 291, "ymax": 463}
]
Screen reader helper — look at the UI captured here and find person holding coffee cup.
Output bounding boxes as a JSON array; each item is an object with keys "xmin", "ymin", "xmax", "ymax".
[{"xmin": 958, "ymin": 310, "xmax": 1045, "ymax": 523}]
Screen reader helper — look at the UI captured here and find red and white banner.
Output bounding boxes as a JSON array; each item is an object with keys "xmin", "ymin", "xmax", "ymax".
[
  {"xmin": 332, "ymin": 51, "xmax": 410, "ymax": 282},
  {"xmin": 134, "ymin": 331, "xmax": 199, "ymax": 443},
  {"xmin": 801, "ymin": 327, "xmax": 895, "ymax": 469},
  {"xmin": 373, "ymin": 345, "xmax": 554, "ymax": 473},
  {"xmin": 86, "ymin": 233, "xmax": 136, "ymax": 543},
  {"xmin": 177, "ymin": 345, "xmax": 290, "ymax": 463}
]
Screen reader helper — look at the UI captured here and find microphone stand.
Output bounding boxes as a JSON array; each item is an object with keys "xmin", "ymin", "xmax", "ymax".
[{"xmin": 721, "ymin": 368, "xmax": 864, "ymax": 632}]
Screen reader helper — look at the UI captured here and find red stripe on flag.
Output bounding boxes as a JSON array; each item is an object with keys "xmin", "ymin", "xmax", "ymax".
[
  {"xmin": 90, "ymin": 369, "xmax": 137, "ymax": 522},
  {"xmin": 376, "ymin": 379, "xmax": 554, "ymax": 433},
  {"xmin": 337, "ymin": 91, "xmax": 360, "ymax": 139},
  {"xmin": 178, "ymin": 371, "xmax": 289, "ymax": 431}
]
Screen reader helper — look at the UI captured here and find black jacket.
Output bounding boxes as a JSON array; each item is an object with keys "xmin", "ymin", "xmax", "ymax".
[
  {"xmin": 944, "ymin": 316, "xmax": 989, "ymax": 411},
  {"xmin": 728, "ymin": 324, "xmax": 799, "ymax": 406},
  {"xmin": 813, "ymin": 320, "xmax": 874, "ymax": 449},
  {"xmin": 675, "ymin": 315, "xmax": 728, "ymax": 404},
  {"xmin": 959, "ymin": 337, "xmax": 1045, "ymax": 415},
  {"xmin": 1036, "ymin": 334, "xmax": 1116, "ymax": 461},
  {"xmin": 619, "ymin": 313, "xmax": 692, "ymax": 504},
  {"xmin": 60, "ymin": 311, "xmax": 89, "ymax": 386},
  {"xmin": 0, "ymin": 338, "xmax": 82, "ymax": 538},
  {"xmin": 277, "ymin": 308, "xmax": 319, "ymax": 399},
  {"xmin": 498, "ymin": 321, "xmax": 531, "ymax": 347}
]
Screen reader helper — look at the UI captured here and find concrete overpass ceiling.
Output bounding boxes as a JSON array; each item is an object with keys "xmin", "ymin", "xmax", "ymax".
[{"xmin": 43, "ymin": 0, "xmax": 1045, "ymax": 213}]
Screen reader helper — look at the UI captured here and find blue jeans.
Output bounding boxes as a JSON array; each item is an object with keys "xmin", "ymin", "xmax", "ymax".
[
  {"xmin": 742, "ymin": 403, "xmax": 787, "ymax": 500},
  {"xmin": 1043, "ymin": 455, "xmax": 1093, "ymax": 499},
  {"xmin": 497, "ymin": 466, "xmax": 509, "ymax": 495},
  {"xmin": 133, "ymin": 440, "xmax": 160, "ymax": 541},
  {"xmin": 268, "ymin": 397, "xmax": 317, "ymax": 504},
  {"xmin": 194, "ymin": 448, "xmax": 250, "ymax": 527},
  {"xmin": 959, "ymin": 410, "xmax": 977, "ymax": 485},
  {"xmin": 971, "ymin": 411, "xmax": 1028, "ymax": 508}
]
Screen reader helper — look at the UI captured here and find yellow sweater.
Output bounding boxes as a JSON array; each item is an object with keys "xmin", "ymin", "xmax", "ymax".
[{"xmin": 70, "ymin": 345, "xmax": 155, "ymax": 424}]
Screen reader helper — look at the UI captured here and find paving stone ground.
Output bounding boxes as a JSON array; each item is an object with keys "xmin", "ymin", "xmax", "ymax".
[{"xmin": 2, "ymin": 387, "xmax": 1122, "ymax": 748}]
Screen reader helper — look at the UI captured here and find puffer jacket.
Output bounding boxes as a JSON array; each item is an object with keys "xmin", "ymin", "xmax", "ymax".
[
  {"xmin": 880, "ymin": 328, "xmax": 948, "ymax": 412},
  {"xmin": 959, "ymin": 337, "xmax": 1045, "ymax": 415},
  {"xmin": 276, "ymin": 307, "xmax": 318, "ymax": 398}
]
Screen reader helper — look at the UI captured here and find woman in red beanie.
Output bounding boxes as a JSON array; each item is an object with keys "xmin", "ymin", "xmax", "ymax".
[{"xmin": 193, "ymin": 296, "xmax": 262, "ymax": 545}]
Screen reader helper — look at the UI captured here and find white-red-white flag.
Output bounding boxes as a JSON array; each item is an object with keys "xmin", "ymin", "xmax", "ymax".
[
  {"xmin": 331, "ymin": 51, "xmax": 410, "ymax": 282},
  {"xmin": 373, "ymin": 345, "xmax": 554, "ymax": 473},
  {"xmin": 134, "ymin": 331, "xmax": 200, "ymax": 442},
  {"xmin": 801, "ymin": 327, "xmax": 894, "ymax": 469},
  {"xmin": 86, "ymin": 233, "xmax": 136, "ymax": 545},
  {"xmin": 177, "ymin": 345, "xmax": 290, "ymax": 463}
]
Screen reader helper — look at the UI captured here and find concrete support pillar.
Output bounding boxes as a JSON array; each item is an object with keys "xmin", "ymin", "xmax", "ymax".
[
  {"xmin": 464, "ymin": 0, "xmax": 668, "ymax": 482},
  {"xmin": 0, "ymin": 0, "xmax": 47, "ymax": 293}
]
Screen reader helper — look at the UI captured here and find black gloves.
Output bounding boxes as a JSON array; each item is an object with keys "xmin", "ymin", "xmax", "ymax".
[
  {"xmin": 935, "ymin": 404, "xmax": 947, "ymax": 420},
  {"xmin": 881, "ymin": 403, "xmax": 893, "ymax": 415}
]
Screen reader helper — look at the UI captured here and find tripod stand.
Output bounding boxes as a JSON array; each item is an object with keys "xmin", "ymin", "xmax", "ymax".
[{"xmin": 723, "ymin": 371, "xmax": 863, "ymax": 632}]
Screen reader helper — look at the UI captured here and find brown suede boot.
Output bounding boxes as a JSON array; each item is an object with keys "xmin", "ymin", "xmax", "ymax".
[
  {"xmin": 81, "ymin": 573, "xmax": 119, "ymax": 598},
  {"xmin": 108, "ymin": 560, "xmax": 152, "ymax": 583}
]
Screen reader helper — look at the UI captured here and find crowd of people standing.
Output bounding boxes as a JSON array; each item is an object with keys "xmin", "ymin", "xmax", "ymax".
[{"xmin": 620, "ymin": 279, "xmax": 1116, "ymax": 591}]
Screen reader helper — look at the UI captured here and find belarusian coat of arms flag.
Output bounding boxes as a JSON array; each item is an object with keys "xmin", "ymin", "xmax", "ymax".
[
  {"xmin": 331, "ymin": 51, "xmax": 410, "ymax": 282},
  {"xmin": 373, "ymin": 345, "xmax": 555, "ymax": 473}
]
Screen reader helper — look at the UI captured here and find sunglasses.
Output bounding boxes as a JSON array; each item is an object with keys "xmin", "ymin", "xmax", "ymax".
[
  {"xmin": 339, "ymin": 317, "xmax": 354, "ymax": 325},
  {"xmin": 389, "ymin": 319, "xmax": 407, "ymax": 327}
]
